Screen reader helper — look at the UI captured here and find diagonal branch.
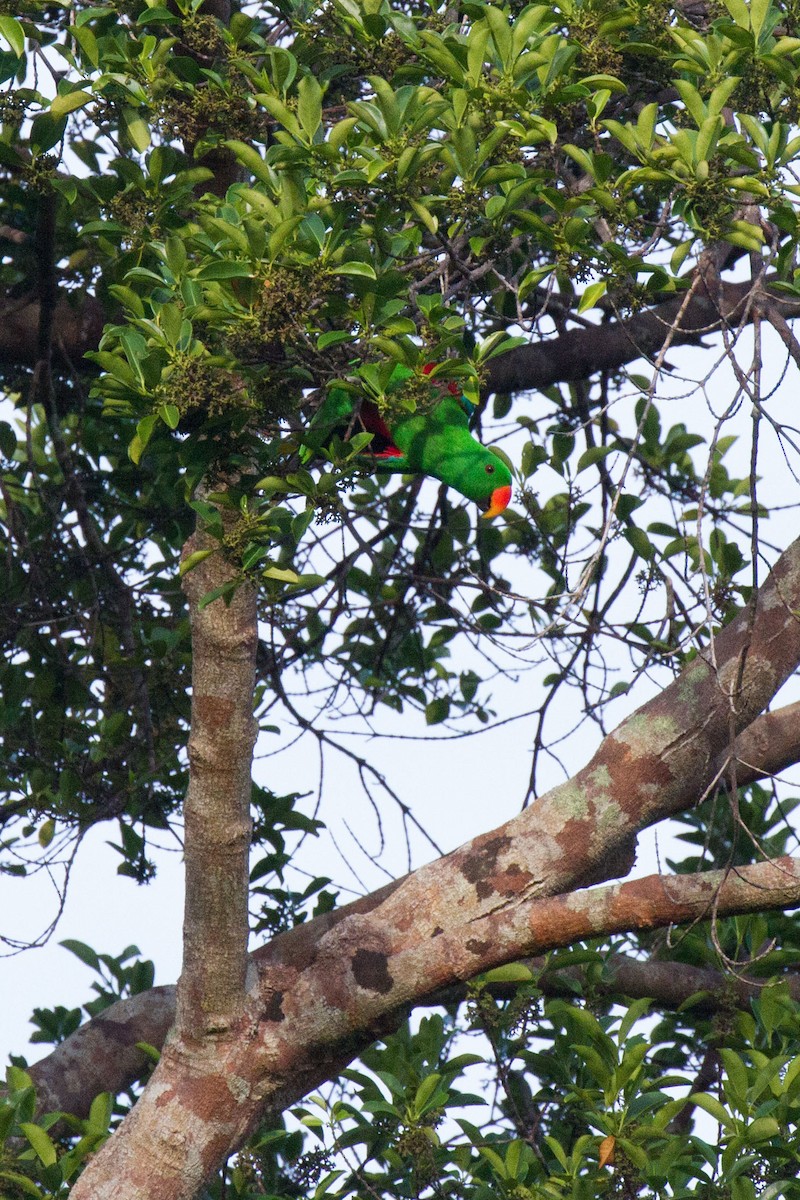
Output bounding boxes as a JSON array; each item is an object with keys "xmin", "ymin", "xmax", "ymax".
[
  {"xmin": 5, "ymin": 276, "xmax": 800, "ymax": 407},
  {"xmin": 483, "ymin": 276, "xmax": 800, "ymax": 396},
  {"xmin": 30, "ymin": 686, "xmax": 800, "ymax": 1115},
  {"xmin": 65, "ymin": 535, "xmax": 800, "ymax": 1199}
]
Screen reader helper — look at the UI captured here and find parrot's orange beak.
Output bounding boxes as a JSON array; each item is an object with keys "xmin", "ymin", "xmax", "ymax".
[{"xmin": 481, "ymin": 484, "xmax": 512, "ymax": 519}]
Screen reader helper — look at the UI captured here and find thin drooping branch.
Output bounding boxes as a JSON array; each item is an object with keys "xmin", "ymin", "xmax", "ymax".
[
  {"xmin": 66, "ymin": 536, "xmax": 800, "ymax": 1200},
  {"xmin": 178, "ymin": 521, "xmax": 258, "ymax": 1035}
]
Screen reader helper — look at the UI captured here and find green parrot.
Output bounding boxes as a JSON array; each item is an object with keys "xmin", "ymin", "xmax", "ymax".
[{"xmin": 308, "ymin": 366, "xmax": 513, "ymax": 519}]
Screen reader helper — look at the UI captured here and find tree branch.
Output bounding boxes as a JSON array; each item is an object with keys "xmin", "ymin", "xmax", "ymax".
[
  {"xmin": 0, "ymin": 295, "xmax": 107, "ymax": 371},
  {"xmin": 483, "ymin": 276, "xmax": 800, "ymax": 396},
  {"xmin": 28, "ymin": 694, "xmax": 800, "ymax": 1119},
  {"xmin": 62, "ymin": 522, "xmax": 259, "ymax": 1200},
  {"xmin": 42, "ymin": 857, "xmax": 800, "ymax": 1174},
  {"xmin": 60, "ymin": 534, "xmax": 800, "ymax": 1199},
  {"xmin": 5, "ymin": 276, "xmax": 800, "ymax": 409}
]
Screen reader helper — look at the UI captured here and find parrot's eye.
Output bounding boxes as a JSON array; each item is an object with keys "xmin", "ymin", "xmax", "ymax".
[{"xmin": 485, "ymin": 463, "xmax": 495, "ymax": 474}]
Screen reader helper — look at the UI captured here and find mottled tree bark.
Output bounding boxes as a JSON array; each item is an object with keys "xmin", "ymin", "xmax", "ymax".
[
  {"xmin": 178, "ymin": 523, "xmax": 257, "ymax": 1038},
  {"xmin": 29, "ymin": 854, "xmax": 800, "ymax": 1124},
  {"xmin": 68, "ymin": 519, "xmax": 258, "ymax": 1200},
  {"xmin": 65, "ymin": 536, "xmax": 800, "ymax": 1199},
  {"xmin": 33, "ymin": 695, "xmax": 800, "ymax": 1123}
]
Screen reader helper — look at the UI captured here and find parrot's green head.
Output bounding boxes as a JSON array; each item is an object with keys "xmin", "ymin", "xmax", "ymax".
[{"xmin": 433, "ymin": 442, "xmax": 514, "ymax": 519}]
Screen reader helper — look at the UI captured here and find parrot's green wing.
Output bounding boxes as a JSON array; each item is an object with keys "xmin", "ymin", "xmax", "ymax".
[{"xmin": 387, "ymin": 395, "xmax": 512, "ymax": 517}]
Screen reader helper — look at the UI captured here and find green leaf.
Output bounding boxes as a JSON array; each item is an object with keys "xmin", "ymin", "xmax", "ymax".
[
  {"xmin": 478, "ymin": 963, "xmax": 534, "ymax": 983},
  {"xmin": 616, "ymin": 996, "xmax": 651, "ymax": 1041},
  {"xmin": 624, "ymin": 526, "xmax": 654, "ymax": 561},
  {"xmin": 478, "ymin": 1144, "xmax": 508, "ymax": 1176},
  {"xmin": 199, "ymin": 581, "xmax": 238, "ymax": 609},
  {"xmin": 578, "ymin": 279, "xmax": 607, "ymax": 313},
  {"xmin": 317, "ymin": 330, "xmax": 353, "ymax": 350},
  {"xmin": 262, "ymin": 566, "xmax": 301, "ymax": 584},
  {"xmin": 332, "ymin": 262, "xmax": 376, "ymax": 279},
  {"xmin": 121, "ymin": 108, "xmax": 151, "ymax": 152},
  {"xmin": 179, "ymin": 549, "xmax": 214, "ymax": 577},
  {"xmin": 20, "ymin": 1123, "xmax": 57, "ymax": 1168},
  {"xmin": 127, "ymin": 434, "xmax": 146, "ymax": 465},
  {"xmin": 746, "ymin": 1116, "xmax": 780, "ymax": 1142},
  {"xmin": 0, "ymin": 16, "xmax": 25, "ymax": 57},
  {"xmin": 414, "ymin": 1074, "xmax": 443, "ymax": 1113},
  {"xmin": 30, "ymin": 113, "xmax": 68, "ymax": 154},
  {"xmin": 409, "ymin": 198, "xmax": 438, "ymax": 235},
  {"xmin": 225, "ymin": 139, "xmax": 275, "ymax": 185},
  {"xmin": 196, "ymin": 261, "xmax": 252, "ymax": 280},
  {"xmin": 50, "ymin": 89, "xmax": 92, "ymax": 118},
  {"xmin": 72, "ymin": 23, "xmax": 99, "ymax": 67},
  {"xmin": 0, "ymin": 1173, "xmax": 44, "ymax": 1199},
  {"xmin": 297, "ymin": 73, "xmax": 322, "ymax": 139},
  {"xmin": 135, "ymin": 1041, "xmax": 162, "ymax": 1063},
  {"xmin": 425, "ymin": 697, "xmax": 450, "ymax": 725},
  {"xmin": 60, "ymin": 939, "xmax": 100, "ymax": 970},
  {"xmin": 0, "ymin": 420, "xmax": 16, "ymax": 458},
  {"xmin": 159, "ymin": 404, "xmax": 180, "ymax": 430},
  {"xmin": 576, "ymin": 445, "xmax": 614, "ymax": 473},
  {"xmin": 87, "ymin": 1092, "xmax": 113, "ymax": 1134},
  {"xmin": 37, "ymin": 819, "xmax": 55, "ymax": 848},
  {"xmin": 128, "ymin": 414, "xmax": 158, "ymax": 465},
  {"xmin": 692, "ymin": 1092, "xmax": 734, "ymax": 1128}
]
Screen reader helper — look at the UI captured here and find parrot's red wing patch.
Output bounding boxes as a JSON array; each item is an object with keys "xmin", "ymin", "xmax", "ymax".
[{"xmin": 360, "ymin": 400, "xmax": 402, "ymax": 456}]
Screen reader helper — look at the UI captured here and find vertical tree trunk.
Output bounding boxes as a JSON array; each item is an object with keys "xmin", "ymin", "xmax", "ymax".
[{"xmin": 69, "ymin": 517, "xmax": 258, "ymax": 1200}]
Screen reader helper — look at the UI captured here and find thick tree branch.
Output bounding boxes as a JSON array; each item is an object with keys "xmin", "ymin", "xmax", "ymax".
[
  {"xmin": 63, "ymin": 534, "xmax": 800, "ymax": 1199},
  {"xmin": 0, "ymin": 295, "xmax": 107, "ymax": 371},
  {"xmin": 29, "ymin": 987, "xmax": 177, "ymax": 1119},
  {"xmin": 31, "ymin": 934, "xmax": 800, "ymax": 1129},
  {"xmin": 434, "ymin": 951, "xmax": 800, "ymax": 1014},
  {"xmin": 5, "ymin": 276, "xmax": 800, "ymax": 408},
  {"xmin": 483, "ymin": 276, "xmax": 800, "ymax": 396},
  {"xmin": 722, "ymin": 698, "xmax": 800, "ymax": 786},
  {"xmin": 28, "ymin": 685, "xmax": 800, "ymax": 1127},
  {"xmin": 63, "ymin": 521, "xmax": 258, "ymax": 1199},
  {"xmin": 28, "ymin": 696, "xmax": 800, "ymax": 1118},
  {"xmin": 53, "ymin": 856, "xmax": 800, "ymax": 1194}
]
